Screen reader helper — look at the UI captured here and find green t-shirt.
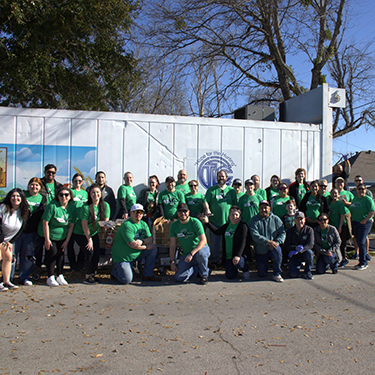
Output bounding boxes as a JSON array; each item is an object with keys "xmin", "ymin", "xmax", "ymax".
[
  {"xmin": 351, "ymin": 188, "xmax": 373, "ymax": 199},
  {"xmin": 321, "ymin": 228, "xmax": 330, "ymax": 250},
  {"xmin": 117, "ymin": 185, "xmax": 137, "ymax": 212},
  {"xmin": 169, "ymin": 217, "xmax": 205, "ymax": 256},
  {"xmin": 269, "ymin": 188, "xmax": 279, "ymax": 201},
  {"xmin": 39, "ymin": 200, "xmax": 76, "ymax": 241},
  {"xmin": 74, "ymin": 201, "xmax": 110, "ymax": 236},
  {"xmin": 305, "ymin": 194, "xmax": 321, "ymax": 221},
  {"xmin": 185, "ymin": 192, "xmax": 206, "ymax": 215},
  {"xmin": 235, "ymin": 191, "xmax": 245, "ymax": 204},
  {"xmin": 72, "ymin": 189, "xmax": 88, "ymax": 208},
  {"xmin": 175, "ymin": 182, "xmax": 190, "ymax": 195},
  {"xmin": 45, "ymin": 182, "xmax": 56, "ymax": 204},
  {"xmin": 25, "ymin": 191, "xmax": 43, "ymax": 214},
  {"xmin": 146, "ymin": 191, "xmax": 158, "ymax": 203},
  {"xmin": 350, "ymin": 195, "xmax": 375, "ymax": 223},
  {"xmin": 111, "ymin": 219, "xmax": 152, "ymax": 263},
  {"xmin": 225, "ymin": 222, "xmax": 239, "ymax": 259},
  {"xmin": 272, "ymin": 196, "xmax": 290, "ymax": 219},
  {"xmin": 329, "ymin": 200, "xmax": 346, "ymax": 229},
  {"xmin": 297, "ymin": 184, "xmax": 307, "ymax": 205},
  {"xmin": 339, "ymin": 190, "xmax": 354, "ymax": 203},
  {"xmin": 254, "ymin": 188, "xmax": 267, "ymax": 201},
  {"xmin": 157, "ymin": 189, "xmax": 186, "ymax": 220},
  {"xmin": 205, "ymin": 185, "xmax": 237, "ymax": 226},
  {"xmin": 239, "ymin": 194, "xmax": 261, "ymax": 225}
]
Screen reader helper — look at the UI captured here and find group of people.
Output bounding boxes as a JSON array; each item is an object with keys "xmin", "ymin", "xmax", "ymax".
[{"xmin": 1, "ymin": 160, "xmax": 374, "ymax": 290}]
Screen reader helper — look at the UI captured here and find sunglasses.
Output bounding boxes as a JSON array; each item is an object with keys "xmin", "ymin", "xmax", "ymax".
[
  {"xmin": 73, "ymin": 179, "xmax": 83, "ymax": 183},
  {"xmin": 357, "ymin": 188, "xmax": 365, "ymax": 191},
  {"xmin": 178, "ymin": 210, "xmax": 188, "ymax": 214},
  {"xmin": 279, "ymin": 186, "xmax": 287, "ymax": 190},
  {"xmin": 319, "ymin": 218, "xmax": 328, "ymax": 222},
  {"xmin": 189, "ymin": 184, "xmax": 198, "ymax": 187},
  {"xmin": 133, "ymin": 210, "xmax": 144, "ymax": 215},
  {"xmin": 355, "ymin": 179, "xmax": 362, "ymax": 182},
  {"xmin": 59, "ymin": 193, "xmax": 70, "ymax": 198},
  {"xmin": 319, "ymin": 185, "xmax": 327, "ymax": 188},
  {"xmin": 46, "ymin": 170, "xmax": 56, "ymax": 175}
]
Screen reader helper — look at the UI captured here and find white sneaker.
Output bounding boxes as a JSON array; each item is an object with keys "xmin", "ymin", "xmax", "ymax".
[
  {"xmin": 0, "ymin": 282, "xmax": 8, "ymax": 292},
  {"xmin": 22, "ymin": 280, "xmax": 33, "ymax": 286},
  {"xmin": 46, "ymin": 275, "xmax": 59, "ymax": 287},
  {"xmin": 56, "ymin": 274, "xmax": 68, "ymax": 285},
  {"xmin": 243, "ymin": 271, "xmax": 250, "ymax": 280},
  {"xmin": 3, "ymin": 281, "xmax": 19, "ymax": 290},
  {"xmin": 273, "ymin": 274, "xmax": 284, "ymax": 283}
]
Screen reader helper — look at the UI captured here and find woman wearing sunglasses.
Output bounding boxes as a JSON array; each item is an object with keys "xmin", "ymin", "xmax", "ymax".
[
  {"xmin": 40, "ymin": 187, "xmax": 75, "ymax": 286},
  {"xmin": 185, "ymin": 180, "xmax": 210, "ymax": 218}
]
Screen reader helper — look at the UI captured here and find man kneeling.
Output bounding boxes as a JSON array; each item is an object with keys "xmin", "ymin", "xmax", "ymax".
[
  {"xmin": 111, "ymin": 204, "xmax": 161, "ymax": 284},
  {"xmin": 169, "ymin": 203, "xmax": 210, "ymax": 284}
]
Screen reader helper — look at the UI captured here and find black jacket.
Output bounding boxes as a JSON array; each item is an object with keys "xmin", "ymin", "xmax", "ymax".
[
  {"xmin": 284, "ymin": 224, "xmax": 314, "ymax": 252},
  {"xmin": 205, "ymin": 220, "xmax": 252, "ymax": 264},
  {"xmin": 288, "ymin": 181, "xmax": 310, "ymax": 208}
]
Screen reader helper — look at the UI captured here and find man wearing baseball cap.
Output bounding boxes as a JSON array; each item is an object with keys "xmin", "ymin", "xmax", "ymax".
[
  {"xmin": 232, "ymin": 178, "xmax": 245, "ymax": 204},
  {"xmin": 169, "ymin": 203, "xmax": 210, "ymax": 284},
  {"xmin": 111, "ymin": 204, "xmax": 161, "ymax": 284},
  {"xmin": 157, "ymin": 176, "xmax": 186, "ymax": 221},
  {"xmin": 284, "ymin": 211, "xmax": 315, "ymax": 279},
  {"xmin": 249, "ymin": 200, "xmax": 286, "ymax": 282}
]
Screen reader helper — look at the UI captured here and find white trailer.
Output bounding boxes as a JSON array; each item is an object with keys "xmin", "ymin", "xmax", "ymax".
[{"xmin": 0, "ymin": 84, "xmax": 341, "ymax": 197}]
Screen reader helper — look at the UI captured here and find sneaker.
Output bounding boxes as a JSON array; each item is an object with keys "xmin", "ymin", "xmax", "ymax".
[
  {"xmin": 200, "ymin": 277, "xmax": 208, "ymax": 285},
  {"xmin": 351, "ymin": 253, "xmax": 358, "ymax": 260},
  {"xmin": 355, "ymin": 264, "xmax": 368, "ymax": 271},
  {"xmin": 21, "ymin": 279, "xmax": 33, "ymax": 286},
  {"xmin": 332, "ymin": 269, "xmax": 338, "ymax": 274},
  {"xmin": 338, "ymin": 259, "xmax": 349, "ymax": 268},
  {"xmin": 0, "ymin": 283, "xmax": 9, "ymax": 292},
  {"xmin": 56, "ymin": 274, "xmax": 68, "ymax": 285},
  {"xmin": 273, "ymin": 274, "xmax": 284, "ymax": 283},
  {"xmin": 46, "ymin": 275, "xmax": 59, "ymax": 287},
  {"xmin": 142, "ymin": 275, "xmax": 162, "ymax": 282},
  {"xmin": 303, "ymin": 272, "xmax": 314, "ymax": 280},
  {"xmin": 243, "ymin": 271, "xmax": 250, "ymax": 280},
  {"xmin": 83, "ymin": 275, "xmax": 98, "ymax": 285},
  {"xmin": 3, "ymin": 281, "xmax": 19, "ymax": 290}
]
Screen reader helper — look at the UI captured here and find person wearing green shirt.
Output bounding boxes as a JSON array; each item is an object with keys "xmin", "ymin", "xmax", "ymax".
[
  {"xmin": 351, "ymin": 175, "xmax": 374, "ymax": 199},
  {"xmin": 205, "ymin": 170, "xmax": 237, "ymax": 266},
  {"xmin": 73, "ymin": 184, "xmax": 110, "ymax": 284},
  {"xmin": 319, "ymin": 179, "xmax": 331, "ymax": 199},
  {"xmin": 175, "ymin": 169, "xmax": 190, "ymax": 195},
  {"xmin": 349, "ymin": 184, "xmax": 375, "ymax": 270},
  {"xmin": 251, "ymin": 174, "xmax": 267, "ymax": 200},
  {"xmin": 232, "ymin": 178, "xmax": 245, "ymax": 204},
  {"xmin": 271, "ymin": 182, "xmax": 290, "ymax": 219},
  {"xmin": 329, "ymin": 188, "xmax": 350, "ymax": 267},
  {"xmin": 265, "ymin": 175, "xmax": 281, "ymax": 202},
  {"xmin": 289, "ymin": 168, "xmax": 309, "ymax": 208},
  {"xmin": 185, "ymin": 179, "xmax": 210, "ymax": 218},
  {"xmin": 117, "ymin": 172, "xmax": 137, "ymax": 219},
  {"xmin": 42, "ymin": 187, "xmax": 75, "ymax": 287},
  {"xmin": 67, "ymin": 173, "xmax": 88, "ymax": 271},
  {"xmin": 157, "ymin": 176, "xmax": 186, "ymax": 220},
  {"xmin": 169, "ymin": 203, "xmax": 210, "ymax": 284},
  {"xmin": 111, "ymin": 204, "xmax": 161, "ymax": 284},
  {"xmin": 41, "ymin": 164, "xmax": 63, "ymax": 204},
  {"xmin": 137, "ymin": 175, "xmax": 160, "ymax": 227},
  {"xmin": 335, "ymin": 177, "xmax": 354, "ymax": 208},
  {"xmin": 239, "ymin": 179, "xmax": 261, "ymax": 226}
]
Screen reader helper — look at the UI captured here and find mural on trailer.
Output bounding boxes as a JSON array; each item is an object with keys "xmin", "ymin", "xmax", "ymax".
[{"xmin": 0, "ymin": 143, "xmax": 96, "ymax": 198}]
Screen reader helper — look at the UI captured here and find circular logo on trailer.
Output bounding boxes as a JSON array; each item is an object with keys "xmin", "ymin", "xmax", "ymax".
[{"xmin": 196, "ymin": 152, "xmax": 236, "ymax": 190}]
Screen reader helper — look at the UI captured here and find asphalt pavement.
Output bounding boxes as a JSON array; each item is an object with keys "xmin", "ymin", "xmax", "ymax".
[{"xmin": 1, "ymin": 256, "xmax": 375, "ymax": 375}]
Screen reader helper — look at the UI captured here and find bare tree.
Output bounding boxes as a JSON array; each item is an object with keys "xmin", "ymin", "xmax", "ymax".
[{"xmin": 329, "ymin": 41, "xmax": 375, "ymax": 138}]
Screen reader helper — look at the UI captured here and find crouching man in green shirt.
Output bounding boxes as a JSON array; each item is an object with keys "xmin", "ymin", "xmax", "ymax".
[
  {"xmin": 169, "ymin": 203, "xmax": 211, "ymax": 285},
  {"xmin": 111, "ymin": 204, "xmax": 161, "ymax": 284}
]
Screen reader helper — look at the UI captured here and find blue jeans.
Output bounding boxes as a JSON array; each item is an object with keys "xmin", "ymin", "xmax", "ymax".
[
  {"xmin": 352, "ymin": 220, "xmax": 372, "ymax": 266},
  {"xmin": 175, "ymin": 245, "xmax": 210, "ymax": 282},
  {"xmin": 255, "ymin": 246, "xmax": 283, "ymax": 277},
  {"xmin": 207, "ymin": 229, "xmax": 222, "ymax": 264},
  {"xmin": 316, "ymin": 253, "xmax": 338, "ymax": 274},
  {"xmin": 11, "ymin": 232, "xmax": 36, "ymax": 282},
  {"xmin": 289, "ymin": 249, "xmax": 314, "ymax": 277},
  {"xmin": 111, "ymin": 246, "xmax": 158, "ymax": 284},
  {"xmin": 225, "ymin": 255, "xmax": 249, "ymax": 280}
]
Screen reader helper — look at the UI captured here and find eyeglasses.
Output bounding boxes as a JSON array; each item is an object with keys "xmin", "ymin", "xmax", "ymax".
[
  {"xmin": 319, "ymin": 218, "xmax": 328, "ymax": 222},
  {"xmin": 133, "ymin": 210, "xmax": 144, "ymax": 215},
  {"xmin": 46, "ymin": 170, "xmax": 56, "ymax": 175},
  {"xmin": 59, "ymin": 193, "xmax": 70, "ymax": 198}
]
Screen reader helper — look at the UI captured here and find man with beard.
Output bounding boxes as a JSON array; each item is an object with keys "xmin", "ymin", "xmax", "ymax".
[
  {"xmin": 41, "ymin": 164, "xmax": 62, "ymax": 204},
  {"xmin": 175, "ymin": 169, "xmax": 190, "ymax": 195},
  {"xmin": 205, "ymin": 170, "xmax": 237, "ymax": 266}
]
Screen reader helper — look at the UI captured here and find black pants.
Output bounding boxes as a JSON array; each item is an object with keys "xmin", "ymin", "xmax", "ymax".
[
  {"xmin": 45, "ymin": 240, "xmax": 65, "ymax": 277},
  {"xmin": 67, "ymin": 235, "xmax": 84, "ymax": 271},
  {"xmin": 74, "ymin": 233, "xmax": 100, "ymax": 275},
  {"xmin": 339, "ymin": 224, "xmax": 350, "ymax": 259}
]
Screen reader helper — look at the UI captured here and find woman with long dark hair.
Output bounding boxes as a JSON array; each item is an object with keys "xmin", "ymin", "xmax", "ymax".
[
  {"xmin": 0, "ymin": 188, "xmax": 29, "ymax": 291},
  {"xmin": 73, "ymin": 183, "xmax": 110, "ymax": 284}
]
